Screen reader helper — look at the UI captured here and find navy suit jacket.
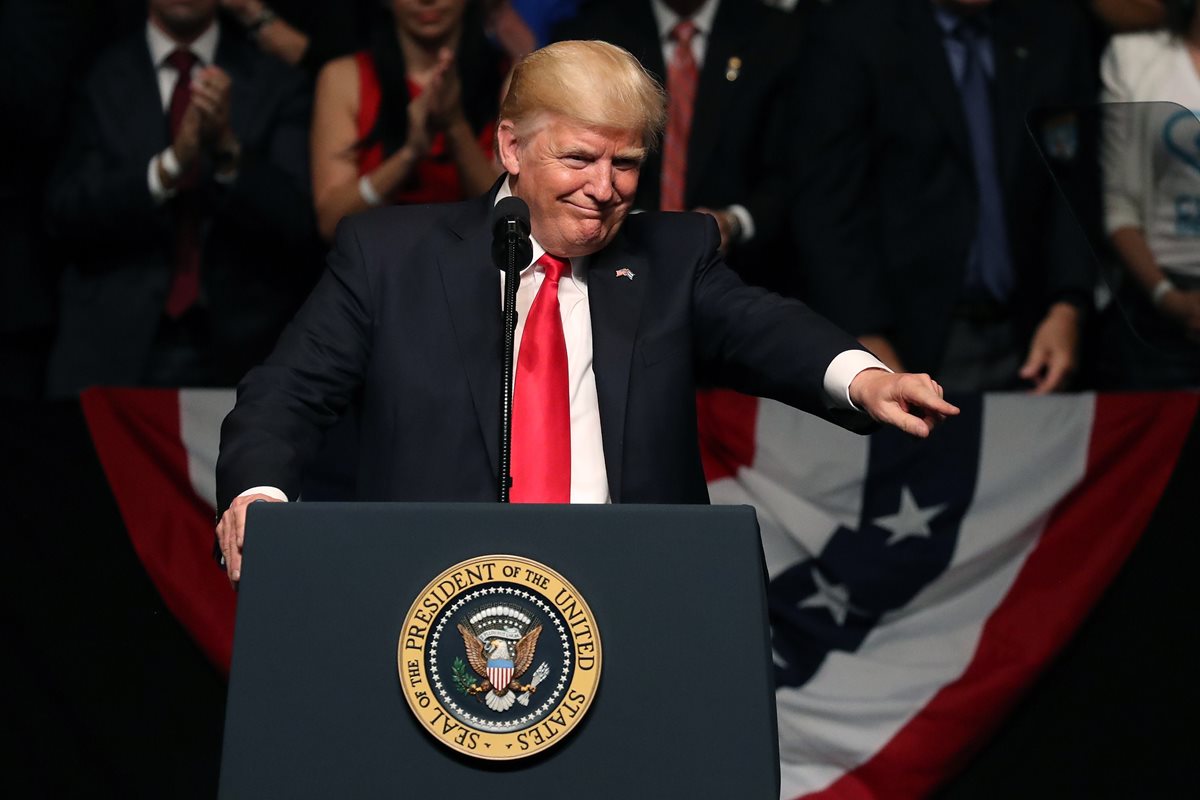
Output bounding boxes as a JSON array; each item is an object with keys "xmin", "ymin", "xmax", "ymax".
[
  {"xmin": 792, "ymin": 0, "xmax": 1096, "ymax": 375},
  {"xmin": 216, "ymin": 185, "xmax": 870, "ymax": 512},
  {"xmin": 44, "ymin": 25, "xmax": 318, "ymax": 396}
]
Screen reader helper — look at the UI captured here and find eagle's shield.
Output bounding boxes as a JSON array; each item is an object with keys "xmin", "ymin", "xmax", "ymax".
[{"xmin": 487, "ymin": 659, "xmax": 514, "ymax": 693}]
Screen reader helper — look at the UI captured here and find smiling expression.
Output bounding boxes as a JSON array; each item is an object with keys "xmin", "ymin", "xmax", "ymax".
[{"xmin": 497, "ymin": 115, "xmax": 646, "ymax": 258}]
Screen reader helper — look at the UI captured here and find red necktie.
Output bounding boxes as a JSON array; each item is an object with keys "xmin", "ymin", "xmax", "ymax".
[
  {"xmin": 510, "ymin": 254, "xmax": 571, "ymax": 503},
  {"xmin": 660, "ymin": 19, "xmax": 698, "ymax": 212},
  {"xmin": 164, "ymin": 48, "xmax": 202, "ymax": 319}
]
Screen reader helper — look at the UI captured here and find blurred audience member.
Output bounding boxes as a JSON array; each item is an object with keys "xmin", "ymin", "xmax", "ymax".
[
  {"xmin": 793, "ymin": 0, "xmax": 1096, "ymax": 393},
  {"xmin": 44, "ymin": 0, "xmax": 318, "ymax": 397},
  {"xmin": 1090, "ymin": 0, "xmax": 1168, "ymax": 31},
  {"xmin": 555, "ymin": 0, "xmax": 802, "ymax": 295},
  {"xmin": 0, "ymin": 0, "xmax": 95, "ymax": 401},
  {"xmin": 218, "ymin": 0, "xmax": 372, "ymax": 78},
  {"xmin": 485, "ymin": 0, "xmax": 538, "ymax": 59},
  {"xmin": 495, "ymin": 0, "xmax": 578, "ymax": 50},
  {"xmin": 1096, "ymin": 0, "xmax": 1200, "ymax": 387},
  {"xmin": 311, "ymin": 0, "xmax": 505, "ymax": 242}
]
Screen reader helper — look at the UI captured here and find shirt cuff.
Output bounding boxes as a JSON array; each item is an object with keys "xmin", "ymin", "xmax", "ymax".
[
  {"xmin": 823, "ymin": 349, "xmax": 892, "ymax": 411},
  {"xmin": 147, "ymin": 149, "xmax": 178, "ymax": 205},
  {"xmin": 238, "ymin": 486, "xmax": 289, "ymax": 502},
  {"xmin": 726, "ymin": 204, "xmax": 755, "ymax": 243}
]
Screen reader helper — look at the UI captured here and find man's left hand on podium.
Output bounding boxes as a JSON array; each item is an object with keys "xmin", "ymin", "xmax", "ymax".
[{"xmin": 216, "ymin": 492, "xmax": 284, "ymax": 586}]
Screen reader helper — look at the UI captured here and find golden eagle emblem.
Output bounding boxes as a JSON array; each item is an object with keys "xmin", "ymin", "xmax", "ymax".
[{"xmin": 456, "ymin": 604, "xmax": 550, "ymax": 712}]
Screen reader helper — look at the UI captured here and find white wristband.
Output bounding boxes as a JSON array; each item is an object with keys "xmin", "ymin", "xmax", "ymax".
[
  {"xmin": 1151, "ymin": 278, "xmax": 1176, "ymax": 307},
  {"xmin": 160, "ymin": 146, "xmax": 182, "ymax": 180},
  {"xmin": 358, "ymin": 174, "xmax": 383, "ymax": 207}
]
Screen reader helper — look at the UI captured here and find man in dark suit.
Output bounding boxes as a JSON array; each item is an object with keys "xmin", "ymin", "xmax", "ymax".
[
  {"xmin": 44, "ymin": 0, "xmax": 318, "ymax": 397},
  {"xmin": 215, "ymin": 40, "xmax": 958, "ymax": 585},
  {"xmin": 554, "ymin": 0, "xmax": 801, "ymax": 294},
  {"xmin": 792, "ymin": 0, "xmax": 1096, "ymax": 392}
]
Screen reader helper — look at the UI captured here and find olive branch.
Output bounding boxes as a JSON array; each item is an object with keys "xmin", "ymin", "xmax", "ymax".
[{"xmin": 451, "ymin": 658, "xmax": 477, "ymax": 695}]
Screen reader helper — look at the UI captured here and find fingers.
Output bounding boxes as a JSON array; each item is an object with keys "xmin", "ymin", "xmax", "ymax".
[
  {"xmin": 216, "ymin": 506, "xmax": 243, "ymax": 585},
  {"xmin": 1017, "ymin": 347, "xmax": 1044, "ymax": 382},
  {"xmin": 899, "ymin": 374, "xmax": 960, "ymax": 418},
  {"xmin": 856, "ymin": 372, "xmax": 959, "ymax": 438},
  {"xmin": 879, "ymin": 402, "xmax": 933, "ymax": 438},
  {"xmin": 1033, "ymin": 353, "xmax": 1071, "ymax": 395},
  {"xmin": 1021, "ymin": 342, "xmax": 1074, "ymax": 395},
  {"xmin": 225, "ymin": 501, "xmax": 248, "ymax": 583},
  {"xmin": 190, "ymin": 68, "xmax": 231, "ymax": 128},
  {"xmin": 216, "ymin": 493, "xmax": 284, "ymax": 585}
]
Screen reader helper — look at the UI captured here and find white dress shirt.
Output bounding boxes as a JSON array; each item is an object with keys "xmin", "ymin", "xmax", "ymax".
[
  {"xmin": 496, "ymin": 181, "xmax": 611, "ymax": 503},
  {"xmin": 145, "ymin": 20, "xmax": 225, "ymax": 203},
  {"xmin": 240, "ymin": 180, "xmax": 887, "ymax": 504}
]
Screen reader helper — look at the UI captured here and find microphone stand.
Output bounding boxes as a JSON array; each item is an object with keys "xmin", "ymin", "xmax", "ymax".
[{"xmin": 498, "ymin": 219, "xmax": 521, "ymax": 503}]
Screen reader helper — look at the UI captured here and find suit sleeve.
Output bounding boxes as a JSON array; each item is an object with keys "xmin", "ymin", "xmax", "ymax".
[
  {"xmin": 44, "ymin": 74, "xmax": 169, "ymax": 251},
  {"xmin": 690, "ymin": 215, "xmax": 875, "ymax": 433},
  {"xmin": 737, "ymin": 30, "xmax": 802, "ymax": 250},
  {"xmin": 791, "ymin": 29, "xmax": 893, "ymax": 337},
  {"xmin": 216, "ymin": 216, "xmax": 374, "ymax": 511}
]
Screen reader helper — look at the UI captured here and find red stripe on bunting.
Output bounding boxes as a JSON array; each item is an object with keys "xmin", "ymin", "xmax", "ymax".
[
  {"xmin": 81, "ymin": 388, "xmax": 237, "ymax": 674},
  {"xmin": 797, "ymin": 392, "xmax": 1199, "ymax": 800},
  {"xmin": 697, "ymin": 389, "xmax": 759, "ymax": 482}
]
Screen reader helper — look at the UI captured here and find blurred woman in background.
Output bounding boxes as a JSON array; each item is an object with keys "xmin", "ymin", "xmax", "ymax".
[
  {"xmin": 311, "ymin": 0, "xmax": 505, "ymax": 241},
  {"xmin": 1098, "ymin": 0, "xmax": 1200, "ymax": 387}
]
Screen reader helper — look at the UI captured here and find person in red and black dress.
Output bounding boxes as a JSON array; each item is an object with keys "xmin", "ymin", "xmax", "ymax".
[{"xmin": 311, "ymin": 0, "xmax": 506, "ymax": 241}]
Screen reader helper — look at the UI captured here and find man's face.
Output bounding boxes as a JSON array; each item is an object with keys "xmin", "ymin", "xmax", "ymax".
[
  {"xmin": 149, "ymin": 0, "xmax": 218, "ymax": 38},
  {"xmin": 497, "ymin": 115, "xmax": 644, "ymax": 259}
]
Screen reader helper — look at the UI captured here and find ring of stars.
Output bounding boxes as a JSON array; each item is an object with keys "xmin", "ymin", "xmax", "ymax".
[{"xmin": 428, "ymin": 585, "xmax": 573, "ymax": 733}]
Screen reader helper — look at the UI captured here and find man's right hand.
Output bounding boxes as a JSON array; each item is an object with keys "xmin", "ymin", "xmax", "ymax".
[
  {"xmin": 160, "ymin": 104, "xmax": 205, "ymax": 188},
  {"xmin": 216, "ymin": 492, "xmax": 284, "ymax": 586}
]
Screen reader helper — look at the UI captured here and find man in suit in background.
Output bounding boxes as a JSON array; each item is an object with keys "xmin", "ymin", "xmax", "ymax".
[
  {"xmin": 554, "ymin": 0, "xmax": 802, "ymax": 295},
  {"xmin": 44, "ymin": 0, "xmax": 318, "ymax": 397},
  {"xmin": 793, "ymin": 0, "xmax": 1096, "ymax": 392},
  {"xmin": 214, "ymin": 40, "xmax": 959, "ymax": 586}
]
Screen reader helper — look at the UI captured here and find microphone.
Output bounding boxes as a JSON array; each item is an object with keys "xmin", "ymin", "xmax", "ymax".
[
  {"xmin": 490, "ymin": 196, "xmax": 533, "ymax": 270},
  {"xmin": 491, "ymin": 195, "xmax": 531, "ymax": 503}
]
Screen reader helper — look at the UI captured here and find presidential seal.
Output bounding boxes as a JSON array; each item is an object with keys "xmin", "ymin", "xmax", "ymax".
[{"xmin": 397, "ymin": 555, "xmax": 602, "ymax": 760}]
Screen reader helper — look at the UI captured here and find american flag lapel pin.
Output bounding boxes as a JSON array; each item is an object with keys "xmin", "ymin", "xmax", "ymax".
[{"xmin": 615, "ymin": 267, "xmax": 635, "ymax": 281}]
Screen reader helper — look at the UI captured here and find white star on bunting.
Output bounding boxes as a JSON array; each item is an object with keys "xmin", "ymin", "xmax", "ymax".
[
  {"xmin": 799, "ymin": 567, "xmax": 858, "ymax": 625},
  {"xmin": 872, "ymin": 485, "xmax": 947, "ymax": 546}
]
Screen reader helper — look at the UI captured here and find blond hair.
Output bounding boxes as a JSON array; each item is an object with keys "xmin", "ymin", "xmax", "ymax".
[{"xmin": 500, "ymin": 40, "xmax": 667, "ymax": 148}]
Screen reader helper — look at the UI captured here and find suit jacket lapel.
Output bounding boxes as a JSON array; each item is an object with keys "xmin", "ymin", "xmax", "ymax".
[
  {"xmin": 587, "ymin": 232, "xmax": 649, "ymax": 503},
  {"xmin": 438, "ymin": 191, "xmax": 503, "ymax": 477},
  {"xmin": 990, "ymin": 6, "xmax": 1033, "ymax": 189},
  {"xmin": 118, "ymin": 34, "xmax": 169, "ymax": 164},
  {"xmin": 902, "ymin": 0, "xmax": 971, "ymax": 166},
  {"xmin": 686, "ymin": 2, "xmax": 750, "ymax": 197}
]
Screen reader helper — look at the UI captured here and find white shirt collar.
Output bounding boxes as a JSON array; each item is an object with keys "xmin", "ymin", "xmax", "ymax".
[
  {"xmin": 650, "ymin": 0, "xmax": 722, "ymax": 41},
  {"xmin": 146, "ymin": 18, "xmax": 220, "ymax": 68},
  {"xmin": 495, "ymin": 177, "xmax": 589, "ymax": 281}
]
